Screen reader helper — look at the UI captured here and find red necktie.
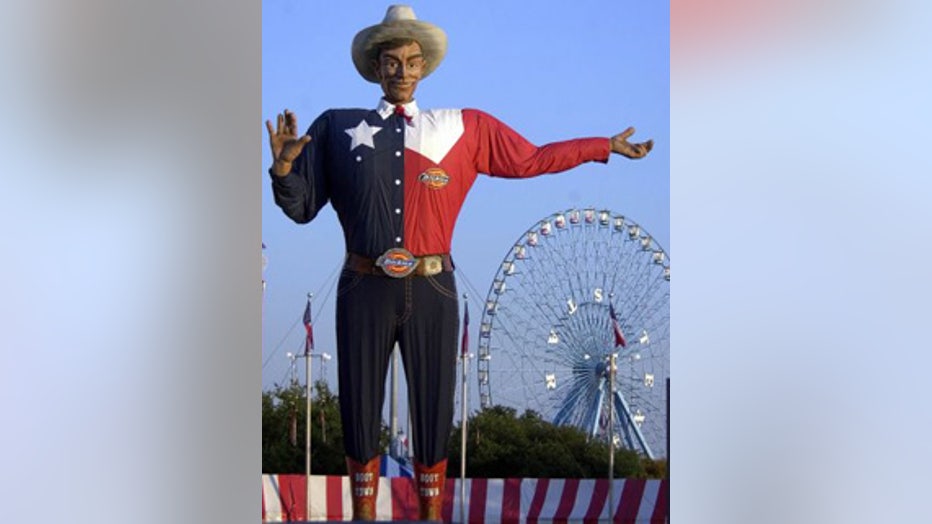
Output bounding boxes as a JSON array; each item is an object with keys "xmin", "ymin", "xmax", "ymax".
[{"xmin": 394, "ymin": 104, "xmax": 412, "ymax": 124}]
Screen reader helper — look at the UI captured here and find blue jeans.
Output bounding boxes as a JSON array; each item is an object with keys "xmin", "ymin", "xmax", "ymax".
[{"xmin": 336, "ymin": 268, "xmax": 459, "ymax": 466}]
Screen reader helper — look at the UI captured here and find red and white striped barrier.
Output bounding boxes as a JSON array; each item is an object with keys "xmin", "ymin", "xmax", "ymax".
[{"xmin": 261, "ymin": 474, "xmax": 668, "ymax": 522}]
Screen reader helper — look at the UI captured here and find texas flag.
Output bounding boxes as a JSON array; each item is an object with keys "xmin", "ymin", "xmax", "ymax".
[
  {"xmin": 609, "ymin": 303, "xmax": 627, "ymax": 348},
  {"xmin": 303, "ymin": 298, "xmax": 314, "ymax": 355}
]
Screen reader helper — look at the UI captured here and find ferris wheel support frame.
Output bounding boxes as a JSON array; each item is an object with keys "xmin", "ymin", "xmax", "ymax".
[{"xmin": 614, "ymin": 388, "xmax": 655, "ymax": 459}]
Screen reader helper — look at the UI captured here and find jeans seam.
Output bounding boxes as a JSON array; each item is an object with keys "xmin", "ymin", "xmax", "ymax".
[{"xmin": 397, "ymin": 277, "xmax": 413, "ymax": 325}]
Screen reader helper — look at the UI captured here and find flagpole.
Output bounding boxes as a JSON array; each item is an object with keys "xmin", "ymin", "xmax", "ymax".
[
  {"xmin": 305, "ymin": 292, "xmax": 313, "ymax": 521},
  {"xmin": 459, "ymin": 294, "xmax": 470, "ymax": 524},
  {"xmin": 608, "ymin": 351, "xmax": 616, "ymax": 523},
  {"xmin": 390, "ymin": 344, "xmax": 399, "ymax": 446},
  {"xmin": 607, "ymin": 293, "xmax": 623, "ymax": 523}
]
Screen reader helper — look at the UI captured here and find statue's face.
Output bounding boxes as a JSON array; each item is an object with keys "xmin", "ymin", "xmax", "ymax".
[{"xmin": 373, "ymin": 41, "xmax": 425, "ymax": 104}]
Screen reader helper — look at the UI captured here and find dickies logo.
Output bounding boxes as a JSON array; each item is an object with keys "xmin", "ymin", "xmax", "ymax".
[
  {"xmin": 417, "ymin": 167, "xmax": 449, "ymax": 189},
  {"xmin": 375, "ymin": 248, "xmax": 417, "ymax": 278}
]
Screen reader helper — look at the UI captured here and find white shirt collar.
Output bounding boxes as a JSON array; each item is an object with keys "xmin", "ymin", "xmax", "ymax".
[{"xmin": 376, "ymin": 98, "xmax": 419, "ymax": 121}]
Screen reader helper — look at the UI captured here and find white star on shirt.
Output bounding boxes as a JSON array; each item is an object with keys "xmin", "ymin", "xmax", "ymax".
[{"xmin": 345, "ymin": 120, "xmax": 382, "ymax": 151}]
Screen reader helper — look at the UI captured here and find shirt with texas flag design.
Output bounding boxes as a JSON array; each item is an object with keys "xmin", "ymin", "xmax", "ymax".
[{"xmin": 271, "ymin": 98, "xmax": 611, "ymax": 258}]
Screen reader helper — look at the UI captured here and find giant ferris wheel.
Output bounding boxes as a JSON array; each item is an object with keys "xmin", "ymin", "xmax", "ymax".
[{"xmin": 476, "ymin": 208, "xmax": 670, "ymax": 458}]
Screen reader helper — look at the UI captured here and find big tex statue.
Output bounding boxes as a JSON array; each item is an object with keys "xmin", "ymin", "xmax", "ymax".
[{"xmin": 266, "ymin": 5, "xmax": 653, "ymax": 521}]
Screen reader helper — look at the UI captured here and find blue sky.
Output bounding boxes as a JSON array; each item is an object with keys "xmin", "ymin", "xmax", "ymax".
[{"xmin": 260, "ymin": 0, "xmax": 670, "ymax": 423}]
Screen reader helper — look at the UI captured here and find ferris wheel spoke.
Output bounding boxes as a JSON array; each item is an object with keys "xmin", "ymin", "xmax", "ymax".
[{"xmin": 619, "ymin": 271, "xmax": 666, "ymax": 318}]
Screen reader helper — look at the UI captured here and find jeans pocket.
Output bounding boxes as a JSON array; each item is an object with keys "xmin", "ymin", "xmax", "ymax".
[
  {"xmin": 424, "ymin": 274, "xmax": 457, "ymax": 300},
  {"xmin": 336, "ymin": 270, "xmax": 365, "ymax": 297}
]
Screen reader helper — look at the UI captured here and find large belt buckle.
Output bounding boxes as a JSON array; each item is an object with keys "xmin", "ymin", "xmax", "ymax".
[
  {"xmin": 375, "ymin": 248, "xmax": 418, "ymax": 278},
  {"xmin": 419, "ymin": 255, "xmax": 443, "ymax": 277}
]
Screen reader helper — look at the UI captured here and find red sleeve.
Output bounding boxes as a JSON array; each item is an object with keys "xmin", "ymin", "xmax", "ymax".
[{"xmin": 465, "ymin": 108, "xmax": 611, "ymax": 178}]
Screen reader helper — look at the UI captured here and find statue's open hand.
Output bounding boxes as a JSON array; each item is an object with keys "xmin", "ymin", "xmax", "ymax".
[
  {"xmin": 266, "ymin": 109, "xmax": 312, "ymax": 165},
  {"xmin": 611, "ymin": 127, "xmax": 653, "ymax": 159}
]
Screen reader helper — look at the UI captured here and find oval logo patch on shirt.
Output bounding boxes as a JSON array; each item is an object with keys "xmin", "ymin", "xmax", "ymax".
[{"xmin": 418, "ymin": 167, "xmax": 450, "ymax": 189}]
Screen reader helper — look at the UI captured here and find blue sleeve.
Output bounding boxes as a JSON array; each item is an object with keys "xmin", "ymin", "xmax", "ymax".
[{"xmin": 270, "ymin": 111, "xmax": 331, "ymax": 224}]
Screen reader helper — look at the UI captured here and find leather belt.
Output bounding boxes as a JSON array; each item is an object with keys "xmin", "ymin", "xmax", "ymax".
[{"xmin": 345, "ymin": 250, "xmax": 453, "ymax": 278}]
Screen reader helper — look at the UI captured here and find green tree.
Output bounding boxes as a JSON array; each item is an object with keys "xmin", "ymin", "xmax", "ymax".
[
  {"xmin": 262, "ymin": 389, "xmax": 665, "ymax": 478},
  {"xmin": 447, "ymin": 406, "xmax": 665, "ymax": 479},
  {"xmin": 262, "ymin": 381, "xmax": 390, "ymax": 474}
]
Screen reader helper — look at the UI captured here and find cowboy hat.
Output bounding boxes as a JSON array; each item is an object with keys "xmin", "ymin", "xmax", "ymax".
[{"xmin": 351, "ymin": 5, "xmax": 448, "ymax": 83}]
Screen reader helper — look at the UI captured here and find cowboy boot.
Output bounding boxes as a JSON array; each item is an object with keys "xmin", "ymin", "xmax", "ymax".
[
  {"xmin": 414, "ymin": 459, "xmax": 447, "ymax": 521},
  {"xmin": 346, "ymin": 456, "xmax": 380, "ymax": 521}
]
